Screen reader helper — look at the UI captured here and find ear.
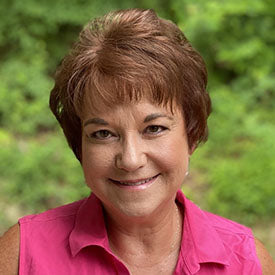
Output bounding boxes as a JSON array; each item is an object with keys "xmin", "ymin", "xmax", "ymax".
[{"xmin": 188, "ymin": 144, "xmax": 196, "ymax": 155}]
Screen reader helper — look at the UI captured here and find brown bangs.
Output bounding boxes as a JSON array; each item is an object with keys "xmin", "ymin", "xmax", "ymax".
[
  {"xmin": 75, "ymin": 66, "xmax": 178, "ymax": 117},
  {"xmin": 50, "ymin": 8, "xmax": 211, "ymax": 162}
]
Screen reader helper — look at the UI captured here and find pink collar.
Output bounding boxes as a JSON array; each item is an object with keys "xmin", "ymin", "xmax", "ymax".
[
  {"xmin": 69, "ymin": 190, "xmax": 229, "ymax": 273},
  {"xmin": 69, "ymin": 194, "xmax": 111, "ymax": 257},
  {"xmin": 176, "ymin": 191, "xmax": 229, "ymax": 273}
]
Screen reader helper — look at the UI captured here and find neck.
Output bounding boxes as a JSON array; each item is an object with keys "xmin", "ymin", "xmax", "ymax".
[{"xmin": 105, "ymin": 201, "xmax": 183, "ymax": 271}]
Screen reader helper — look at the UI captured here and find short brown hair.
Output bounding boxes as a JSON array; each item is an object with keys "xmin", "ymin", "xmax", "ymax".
[{"xmin": 50, "ymin": 8, "xmax": 211, "ymax": 162}]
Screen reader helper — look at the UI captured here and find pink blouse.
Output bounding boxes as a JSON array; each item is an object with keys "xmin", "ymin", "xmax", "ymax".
[{"xmin": 19, "ymin": 190, "xmax": 262, "ymax": 274}]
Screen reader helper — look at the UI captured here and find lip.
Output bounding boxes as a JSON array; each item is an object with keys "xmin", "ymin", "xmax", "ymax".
[{"xmin": 109, "ymin": 174, "xmax": 160, "ymax": 190}]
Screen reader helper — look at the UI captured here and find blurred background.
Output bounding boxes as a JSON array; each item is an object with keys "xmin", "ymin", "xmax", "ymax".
[{"xmin": 0, "ymin": 0, "xmax": 274, "ymax": 257}]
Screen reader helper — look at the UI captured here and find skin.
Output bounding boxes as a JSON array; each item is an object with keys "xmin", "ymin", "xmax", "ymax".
[
  {"xmin": 0, "ymin": 225, "xmax": 274, "ymax": 274},
  {"xmin": 255, "ymin": 238, "xmax": 275, "ymax": 275},
  {"xmin": 0, "ymin": 100, "xmax": 274, "ymax": 274},
  {"xmin": 82, "ymin": 100, "xmax": 188, "ymax": 274},
  {"xmin": 0, "ymin": 224, "xmax": 20, "ymax": 275},
  {"xmin": 81, "ymin": 100, "xmax": 189, "ymax": 220}
]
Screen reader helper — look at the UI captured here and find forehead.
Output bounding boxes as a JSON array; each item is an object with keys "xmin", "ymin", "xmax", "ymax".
[
  {"xmin": 81, "ymin": 98, "xmax": 184, "ymax": 127},
  {"xmin": 76, "ymin": 70, "xmax": 178, "ymax": 120},
  {"xmin": 81, "ymin": 89, "xmax": 177, "ymax": 118}
]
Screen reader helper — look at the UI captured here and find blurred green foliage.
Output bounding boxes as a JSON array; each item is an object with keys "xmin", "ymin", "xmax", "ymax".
[{"xmin": 0, "ymin": 0, "xmax": 274, "ymax": 232}]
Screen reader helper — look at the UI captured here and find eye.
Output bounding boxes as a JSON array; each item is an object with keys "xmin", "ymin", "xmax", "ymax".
[
  {"xmin": 144, "ymin": 125, "xmax": 168, "ymax": 135},
  {"xmin": 89, "ymin": 130, "xmax": 114, "ymax": 140}
]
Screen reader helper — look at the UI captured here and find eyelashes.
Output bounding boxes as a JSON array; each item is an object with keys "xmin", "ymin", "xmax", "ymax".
[
  {"xmin": 144, "ymin": 125, "xmax": 168, "ymax": 135},
  {"xmin": 87, "ymin": 125, "xmax": 169, "ymax": 141},
  {"xmin": 89, "ymin": 130, "xmax": 115, "ymax": 140}
]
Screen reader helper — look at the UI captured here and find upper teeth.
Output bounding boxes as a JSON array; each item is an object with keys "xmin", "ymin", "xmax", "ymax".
[{"xmin": 118, "ymin": 176, "xmax": 155, "ymax": 186}]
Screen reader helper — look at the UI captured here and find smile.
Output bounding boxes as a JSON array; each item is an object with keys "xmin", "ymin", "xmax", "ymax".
[{"xmin": 109, "ymin": 174, "xmax": 160, "ymax": 187}]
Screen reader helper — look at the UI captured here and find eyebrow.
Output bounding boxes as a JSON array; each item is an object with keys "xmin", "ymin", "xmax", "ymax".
[
  {"xmin": 83, "ymin": 113, "xmax": 173, "ymax": 127},
  {"xmin": 83, "ymin": 118, "xmax": 109, "ymax": 127},
  {"xmin": 143, "ymin": 113, "xmax": 173, "ymax": 123}
]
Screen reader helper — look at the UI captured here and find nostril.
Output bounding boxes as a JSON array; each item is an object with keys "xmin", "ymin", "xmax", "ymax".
[
  {"xmin": 115, "ymin": 151, "xmax": 146, "ymax": 172},
  {"xmin": 114, "ymin": 136, "xmax": 147, "ymax": 171}
]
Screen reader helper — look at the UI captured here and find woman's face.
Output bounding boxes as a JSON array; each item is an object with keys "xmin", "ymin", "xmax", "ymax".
[{"xmin": 81, "ymin": 99, "xmax": 190, "ymax": 218}]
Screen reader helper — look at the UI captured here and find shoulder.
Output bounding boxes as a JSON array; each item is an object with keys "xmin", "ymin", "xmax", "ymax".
[
  {"xmin": 204, "ymin": 211, "xmax": 256, "ymax": 247},
  {"xmin": 19, "ymin": 199, "xmax": 85, "ymax": 225},
  {"xmin": 205, "ymin": 211, "xmax": 275, "ymax": 273},
  {"xmin": 0, "ymin": 223, "xmax": 20, "ymax": 275},
  {"xmin": 254, "ymin": 238, "xmax": 275, "ymax": 275},
  {"xmin": 204, "ymin": 210, "xmax": 252, "ymax": 235},
  {"xmin": 18, "ymin": 199, "xmax": 87, "ymax": 253}
]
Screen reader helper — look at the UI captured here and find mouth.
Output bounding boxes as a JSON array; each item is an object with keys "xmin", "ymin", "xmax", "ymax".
[{"xmin": 109, "ymin": 174, "xmax": 160, "ymax": 187}]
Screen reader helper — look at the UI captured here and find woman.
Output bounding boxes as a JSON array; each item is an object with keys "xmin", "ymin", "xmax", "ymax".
[{"xmin": 0, "ymin": 8, "xmax": 274, "ymax": 275}]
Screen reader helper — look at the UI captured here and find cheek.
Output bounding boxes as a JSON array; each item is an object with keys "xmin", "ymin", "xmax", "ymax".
[
  {"xmin": 153, "ymin": 137, "xmax": 189, "ymax": 173},
  {"xmin": 81, "ymin": 143, "xmax": 114, "ymax": 176}
]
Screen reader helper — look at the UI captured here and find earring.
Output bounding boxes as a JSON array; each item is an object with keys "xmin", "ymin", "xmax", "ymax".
[{"xmin": 185, "ymin": 157, "xmax": 190, "ymax": 177}]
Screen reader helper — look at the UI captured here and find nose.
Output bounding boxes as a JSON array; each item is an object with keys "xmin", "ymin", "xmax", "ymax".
[{"xmin": 115, "ymin": 134, "xmax": 147, "ymax": 172}]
